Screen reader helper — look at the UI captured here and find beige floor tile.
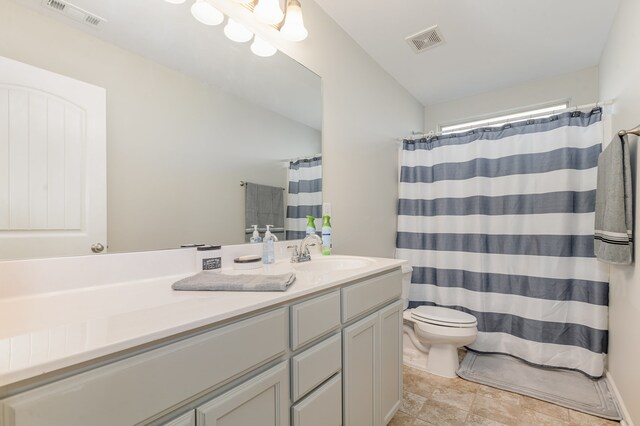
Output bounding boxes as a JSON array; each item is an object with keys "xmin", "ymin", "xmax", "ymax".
[
  {"xmin": 518, "ymin": 395, "xmax": 569, "ymax": 421},
  {"xmin": 390, "ymin": 410, "xmax": 415, "ymax": 426},
  {"xmin": 401, "ymin": 391, "xmax": 428, "ymax": 416},
  {"xmin": 447, "ymin": 377, "xmax": 481, "ymax": 394},
  {"xmin": 403, "ymin": 367, "xmax": 439, "ymax": 397},
  {"xmin": 465, "ymin": 413, "xmax": 510, "ymax": 426},
  {"xmin": 430, "ymin": 385, "xmax": 477, "ymax": 411},
  {"xmin": 412, "ymin": 418, "xmax": 430, "ymax": 426},
  {"xmin": 470, "ymin": 395, "xmax": 520, "ymax": 426},
  {"xmin": 517, "ymin": 408, "xmax": 569, "ymax": 426},
  {"xmin": 568, "ymin": 409, "xmax": 620, "ymax": 426},
  {"xmin": 417, "ymin": 398, "xmax": 470, "ymax": 426},
  {"xmin": 475, "ymin": 385, "xmax": 520, "ymax": 405}
]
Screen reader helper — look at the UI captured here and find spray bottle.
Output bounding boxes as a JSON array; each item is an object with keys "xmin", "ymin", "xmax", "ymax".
[
  {"xmin": 322, "ymin": 203, "xmax": 332, "ymax": 255},
  {"xmin": 305, "ymin": 216, "xmax": 317, "ymax": 236},
  {"xmin": 322, "ymin": 215, "xmax": 332, "ymax": 255}
]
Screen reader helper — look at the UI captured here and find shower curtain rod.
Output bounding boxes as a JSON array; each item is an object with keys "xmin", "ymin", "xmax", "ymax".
[{"xmin": 398, "ymin": 100, "xmax": 614, "ymax": 141}]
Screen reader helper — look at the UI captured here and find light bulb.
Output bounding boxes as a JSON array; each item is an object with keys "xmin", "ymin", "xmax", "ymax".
[
  {"xmin": 232, "ymin": 0, "xmax": 252, "ymax": 3},
  {"xmin": 251, "ymin": 35, "xmax": 277, "ymax": 57},
  {"xmin": 191, "ymin": 0, "xmax": 224, "ymax": 26},
  {"xmin": 165, "ymin": 0, "xmax": 186, "ymax": 4},
  {"xmin": 224, "ymin": 19, "xmax": 253, "ymax": 43},
  {"xmin": 253, "ymin": 0, "xmax": 284, "ymax": 25},
  {"xmin": 280, "ymin": 0, "xmax": 307, "ymax": 42}
]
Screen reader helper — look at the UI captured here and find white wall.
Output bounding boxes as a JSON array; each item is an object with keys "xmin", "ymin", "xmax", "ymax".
[
  {"xmin": 273, "ymin": 1, "xmax": 425, "ymax": 257},
  {"xmin": 424, "ymin": 67, "xmax": 599, "ymax": 133},
  {"xmin": 599, "ymin": 0, "xmax": 640, "ymax": 422},
  {"xmin": 0, "ymin": 1, "xmax": 320, "ymax": 252}
]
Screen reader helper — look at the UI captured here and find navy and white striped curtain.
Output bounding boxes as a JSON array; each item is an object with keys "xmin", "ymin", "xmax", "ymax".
[
  {"xmin": 286, "ymin": 156, "xmax": 322, "ymax": 240},
  {"xmin": 396, "ymin": 109, "xmax": 610, "ymax": 377}
]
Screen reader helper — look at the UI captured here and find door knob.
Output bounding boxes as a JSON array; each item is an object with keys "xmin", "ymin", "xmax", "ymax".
[{"xmin": 91, "ymin": 243, "xmax": 105, "ymax": 253}]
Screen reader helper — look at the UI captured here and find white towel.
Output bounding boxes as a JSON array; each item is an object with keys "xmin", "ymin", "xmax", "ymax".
[{"xmin": 594, "ymin": 134, "xmax": 633, "ymax": 264}]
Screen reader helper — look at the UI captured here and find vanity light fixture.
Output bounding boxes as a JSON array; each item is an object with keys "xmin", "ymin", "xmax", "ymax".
[
  {"xmin": 280, "ymin": 0, "xmax": 307, "ymax": 42},
  {"xmin": 191, "ymin": 0, "xmax": 224, "ymax": 26},
  {"xmin": 250, "ymin": 34, "xmax": 277, "ymax": 57},
  {"xmin": 253, "ymin": 0, "xmax": 284, "ymax": 25},
  {"xmin": 224, "ymin": 18, "xmax": 253, "ymax": 42},
  {"xmin": 166, "ymin": 0, "xmax": 308, "ymax": 58}
]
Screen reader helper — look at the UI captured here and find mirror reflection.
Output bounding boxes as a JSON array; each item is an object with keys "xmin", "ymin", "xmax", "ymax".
[{"xmin": 0, "ymin": 0, "xmax": 322, "ymax": 260}]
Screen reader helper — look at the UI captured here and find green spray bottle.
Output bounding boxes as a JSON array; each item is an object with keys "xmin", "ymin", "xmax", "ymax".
[
  {"xmin": 305, "ymin": 216, "xmax": 316, "ymax": 236},
  {"xmin": 322, "ymin": 215, "xmax": 332, "ymax": 255}
]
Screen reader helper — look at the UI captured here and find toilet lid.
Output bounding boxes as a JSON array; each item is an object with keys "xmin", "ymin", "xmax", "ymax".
[{"xmin": 411, "ymin": 306, "xmax": 477, "ymax": 327}]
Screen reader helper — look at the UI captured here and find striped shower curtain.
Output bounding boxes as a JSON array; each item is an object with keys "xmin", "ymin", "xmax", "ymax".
[
  {"xmin": 396, "ymin": 109, "xmax": 610, "ymax": 377},
  {"xmin": 286, "ymin": 156, "xmax": 322, "ymax": 240}
]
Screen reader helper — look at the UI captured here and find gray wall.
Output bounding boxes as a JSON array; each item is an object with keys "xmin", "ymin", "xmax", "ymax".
[{"xmin": 599, "ymin": 0, "xmax": 640, "ymax": 422}]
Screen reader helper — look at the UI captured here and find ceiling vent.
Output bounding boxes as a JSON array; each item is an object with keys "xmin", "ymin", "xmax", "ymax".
[
  {"xmin": 42, "ymin": 0, "xmax": 106, "ymax": 28},
  {"xmin": 405, "ymin": 25, "xmax": 445, "ymax": 54}
]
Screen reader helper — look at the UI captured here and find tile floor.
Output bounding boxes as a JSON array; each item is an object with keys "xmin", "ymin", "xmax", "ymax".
[{"xmin": 391, "ymin": 357, "xmax": 620, "ymax": 426}]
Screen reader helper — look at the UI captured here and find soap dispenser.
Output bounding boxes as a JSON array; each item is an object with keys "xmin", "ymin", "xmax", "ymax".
[
  {"xmin": 249, "ymin": 225, "xmax": 262, "ymax": 243},
  {"xmin": 262, "ymin": 225, "xmax": 278, "ymax": 264}
]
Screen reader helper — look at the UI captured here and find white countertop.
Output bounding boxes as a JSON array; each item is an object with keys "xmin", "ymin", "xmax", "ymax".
[{"xmin": 0, "ymin": 255, "xmax": 404, "ymax": 389}]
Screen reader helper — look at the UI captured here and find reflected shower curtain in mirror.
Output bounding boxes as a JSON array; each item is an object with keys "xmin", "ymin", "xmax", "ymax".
[
  {"xmin": 396, "ymin": 109, "xmax": 610, "ymax": 377},
  {"xmin": 286, "ymin": 156, "xmax": 322, "ymax": 240}
]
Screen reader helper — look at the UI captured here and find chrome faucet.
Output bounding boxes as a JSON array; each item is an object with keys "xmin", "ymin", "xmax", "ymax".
[{"xmin": 288, "ymin": 234, "xmax": 322, "ymax": 263}]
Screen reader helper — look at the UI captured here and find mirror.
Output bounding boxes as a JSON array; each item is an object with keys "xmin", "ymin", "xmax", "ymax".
[{"xmin": 0, "ymin": 0, "xmax": 322, "ymax": 260}]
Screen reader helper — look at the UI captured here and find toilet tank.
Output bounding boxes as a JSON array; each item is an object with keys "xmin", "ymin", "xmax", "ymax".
[{"xmin": 401, "ymin": 264, "xmax": 413, "ymax": 310}]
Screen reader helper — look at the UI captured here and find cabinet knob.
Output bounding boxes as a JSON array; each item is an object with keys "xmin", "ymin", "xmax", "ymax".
[{"xmin": 91, "ymin": 243, "xmax": 105, "ymax": 253}]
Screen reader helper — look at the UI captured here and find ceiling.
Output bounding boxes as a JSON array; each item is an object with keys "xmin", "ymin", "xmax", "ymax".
[
  {"xmin": 314, "ymin": 0, "xmax": 620, "ymax": 106},
  {"xmin": 11, "ymin": 0, "xmax": 322, "ymax": 130}
]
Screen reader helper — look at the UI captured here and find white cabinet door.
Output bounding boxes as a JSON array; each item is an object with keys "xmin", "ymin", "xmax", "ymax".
[
  {"xmin": 379, "ymin": 300, "xmax": 403, "ymax": 425},
  {"xmin": 342, "ymin": 312, "xmax": 379, "ymax": 426},
  {"xmin": 0, "ymin": 55, "xmax": 106, "ymax": 259},
  {"xmin": 196, "ymin": 361, "xmax": 289, "ymax": 426}
]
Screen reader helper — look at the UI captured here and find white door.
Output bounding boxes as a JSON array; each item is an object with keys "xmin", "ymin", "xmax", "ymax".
[{"xmin": 0, "ymin": 56, "xmax": 106, "ymax": 259}]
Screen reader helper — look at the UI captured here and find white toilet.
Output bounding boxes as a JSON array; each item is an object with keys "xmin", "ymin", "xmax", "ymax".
[{"xmin": 400, "ymin": 265, "xmax": 478, "ymax": 378}]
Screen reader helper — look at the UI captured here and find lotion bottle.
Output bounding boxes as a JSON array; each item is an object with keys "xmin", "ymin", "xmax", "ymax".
[
  {"xmin": 262, "ymin": 225, "xmax": 278, "ymax": 264},
  {"xmin": 249, "ymin": 225, "xmax": 262, "ymax": 243}
]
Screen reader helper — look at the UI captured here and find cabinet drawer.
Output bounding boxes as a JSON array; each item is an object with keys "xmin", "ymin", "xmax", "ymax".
[
  {"xmin": 196, "ymin": 361, "xmax": 289, "ymax": 426},
  {"xmin": 292, "ymin": 373, "xmax": 342, "ymax": 426},
  {"xmin": 291, "ymin": 334, "xmax": 341, "ymax": 402},
  {"xmin": 341, "ymin": 269, "xmax": 402, "ymax": 323},
  {"xmin": 163, "ymin": 411, "xmax": 196, "ymax": 426},
  {"xmin": 0, "ymin": 308, "xmax": 288, "ymax": 426},
  {"xmin": 291, "ymin": 290, "xmax": 341, "ymax": 350}
]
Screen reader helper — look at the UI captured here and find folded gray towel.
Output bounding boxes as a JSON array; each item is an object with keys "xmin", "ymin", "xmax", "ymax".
[
  {"xmin": 172, "ymin": 271, "xmax": 296, "ymax": 292},
  {"xmin": 594, "ymin": 134, "xmax": 633, "ymax": 265}
]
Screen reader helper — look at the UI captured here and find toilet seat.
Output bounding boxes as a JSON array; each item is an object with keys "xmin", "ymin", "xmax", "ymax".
[{"xmin": 411, "ymin": 306, "xmax": 477, "ymax": 328}]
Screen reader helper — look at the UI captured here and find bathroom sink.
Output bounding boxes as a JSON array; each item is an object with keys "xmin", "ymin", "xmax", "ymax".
[{"xmin": 293, "ymin": 255, "xmax": 376, "ymax": 272}]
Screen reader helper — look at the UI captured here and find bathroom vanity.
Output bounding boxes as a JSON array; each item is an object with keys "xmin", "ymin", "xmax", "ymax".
[{"xmin": 0, "ymin": 250, "xmax": 404, "ymax": 426}]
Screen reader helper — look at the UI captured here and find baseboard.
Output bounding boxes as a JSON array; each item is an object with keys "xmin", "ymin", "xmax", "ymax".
[{"xmin": 606, "ymin": 371, "xmax": 635, "ymax": 426}]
